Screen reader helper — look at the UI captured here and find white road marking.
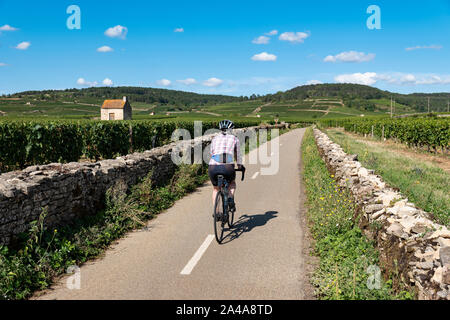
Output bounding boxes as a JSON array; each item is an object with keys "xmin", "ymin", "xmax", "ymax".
[
  {"xmin": 180, "ymin": 235, "xmax": 214, "ymax": 275},
  {"xmin": 251, "ymin": 172, "xmax": 259, "ymax": 180}
]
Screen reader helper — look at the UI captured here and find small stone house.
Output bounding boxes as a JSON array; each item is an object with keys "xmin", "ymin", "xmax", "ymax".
[{"xmin": 101, "ymin": 96, "xmax": 132, "ymax": 120}]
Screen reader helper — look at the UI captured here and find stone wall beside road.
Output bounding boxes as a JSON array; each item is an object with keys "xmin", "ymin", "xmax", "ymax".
[
  {"xmin": 0, "ymin": 125, "xmax": 286, "ymax": 246},
  {"xmin": 314, "ymin": 128, "xmax": 450, "ymax": 300}
]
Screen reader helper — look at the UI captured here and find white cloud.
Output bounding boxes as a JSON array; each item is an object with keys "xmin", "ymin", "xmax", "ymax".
[
  {"xmin": 177, "ymin": 78, "xmax": 197, "ymax": 85},
  {"xmin": 77, "ymin": 78, "xmax": 98, "ymax": 87},
  {"xmin": 77, "ymin": 77, "xmax": 116, "ymax": 87},
  {"xmin": 415, "ymin": 76, "xmax": 441, "ymax": 85},
  {"xmin": 265, "ymin": 30, "xmax": 278, "ymax": 36},
  {"xmin": 400, "ymin": 74, "xmax": 416, "ymax": 84},
  {"xmin": 405, "ymin": 45, "xmax": 442, "ymax": 51},
  {"xmin": 97, "ymin": 46, "xmax": 114, "ymax": 52},
  {"xmin": 251, "ymin": 52, "xmax": 277, "ymax": 61},
  {"xmin": 252, "ymin": 36, "xmax": 270, "ymax": 44},
  {"xmin": 334, "ymin": 72, "xmax": 378, "ymax": 86},
  {"xmin": 403, "ymin": 74, "xmax": 450, "ymax": 85},
  {"xmin": 334, "ymin": 72, "xmax": 450, "ymax": 86},
  {"xmin": 156, "ymin": 79, "xmax": 172, "ymax": 86},
  {"xmin": 324, "ymin": 51, "xmax": 375, "ymax": 63},
  {"xmin": 102, "ymin": 78, "xmax": 113, "ymax": 86},
  {"xmin": 377, "ymin": 73, "xmax": 450, "ymax": 85},
  {"xmin": 279, "ymin": 32, "xmax": 309, "ymax": 43},
  {"xmin": 0, "ymin": 24, "xmax": 18, "ymax": 31},
  {"xmin": 174, "ymin": 28, "xmax": 184, "ymax": 33},
  {"xmin": 0, "ymin": 63, "xmax": 7, "ymax": 67},
  {"xmin": 203, "ymin": 78, "xmax": 223, "ymax": 87},
  {"xmin": 306, "ymin": 80, "xmax": 323, "ymax": 85},
  {"xmin": 216, "ymin": 76, "xmax": 307, "ymax": 95},
  {"xmin": 105, "ymin": 25, "xmax": 128, "ymax": 39},
  {"xmin": 15, "ymin": 41, "xmax": 31, "ymax": 50}
]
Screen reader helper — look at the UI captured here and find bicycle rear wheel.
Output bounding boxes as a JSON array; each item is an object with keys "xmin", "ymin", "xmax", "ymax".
[{"xmin": 213, "ymin": 191, "xmax": 225, "ymax": 244}]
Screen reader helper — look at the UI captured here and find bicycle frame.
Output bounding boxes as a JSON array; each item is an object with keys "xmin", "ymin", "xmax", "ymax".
[
  {"xmin": 217, "ymin": 175, "xmax": 230, "ymax": 219},
  {"xmin": 217, "ymin": 167, "xmax": 245, "ymax": 216}
]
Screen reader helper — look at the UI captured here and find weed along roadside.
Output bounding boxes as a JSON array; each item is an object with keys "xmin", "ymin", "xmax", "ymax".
[
  {"xmin": 0, "ymin": 124, "xmax": 290, "ymax": 300},
  {"xmin": 308, "ymin": 127, "xmax": 450, "ymax": 300}
]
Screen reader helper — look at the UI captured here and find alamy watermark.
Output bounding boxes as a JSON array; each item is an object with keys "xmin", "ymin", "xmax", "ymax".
[
  {"xmin": 66, "ymin": 5, "xmax": 81, "ymax": 30},
  {"xmin": 366, "ymin": 265, "xmax": 382, "ymax": 290},
  {"xmin": 66, "ymin": 265, "xmax": 81, "ymax": 290},
  {"xmin": 367, "ymin": 5, "xmax": 381, "ymax": 30}
]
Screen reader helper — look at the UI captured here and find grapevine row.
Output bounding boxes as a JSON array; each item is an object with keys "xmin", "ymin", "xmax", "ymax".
[
  {"xmin": 0, "ymin": 120, "xmax": 261, "ymax": 172},
  {"xmin": 319, "ymin": 117, "xmax": 450, "ymax": 152}
]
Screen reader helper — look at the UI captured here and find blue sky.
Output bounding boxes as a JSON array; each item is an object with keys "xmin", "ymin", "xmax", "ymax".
[{"xmin": 1, "ymin": 0, "xmax": 450, "ymax": 96}]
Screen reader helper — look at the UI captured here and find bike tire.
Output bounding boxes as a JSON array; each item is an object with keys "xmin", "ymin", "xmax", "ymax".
[{"xmin": 213, "ymin": 191, "xmax": 225, "ymax": 244}]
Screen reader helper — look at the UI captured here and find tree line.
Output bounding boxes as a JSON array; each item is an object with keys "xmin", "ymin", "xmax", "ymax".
[{"xmin": 5, "ymin": 84, "xmax": 450, "ymax": 113}]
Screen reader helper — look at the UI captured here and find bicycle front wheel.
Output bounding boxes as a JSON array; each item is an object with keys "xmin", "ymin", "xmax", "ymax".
[{"xmin": 213, "ymin": 191, "xmax": 225, "ymax": 244}]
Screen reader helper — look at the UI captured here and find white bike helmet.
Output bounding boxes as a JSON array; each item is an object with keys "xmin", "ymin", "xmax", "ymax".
[{"xmin": 219, "ymin": 119, "xmax": 235, "ymax": 131}]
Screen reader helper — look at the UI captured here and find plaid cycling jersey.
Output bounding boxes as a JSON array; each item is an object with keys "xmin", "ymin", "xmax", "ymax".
[{"xmin": 209, "ymin": 133, "xmax": 242, "ymax": 165}]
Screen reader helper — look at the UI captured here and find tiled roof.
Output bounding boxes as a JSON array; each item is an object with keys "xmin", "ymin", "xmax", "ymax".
[{"xmin": 101, "ymin": 100, "xmax": 126, "ymax": 109}]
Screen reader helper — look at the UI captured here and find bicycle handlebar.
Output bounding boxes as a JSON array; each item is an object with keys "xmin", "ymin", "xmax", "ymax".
[{"xmin": 235, "ymin": 167, "xmax": 246, "ymax": 181}]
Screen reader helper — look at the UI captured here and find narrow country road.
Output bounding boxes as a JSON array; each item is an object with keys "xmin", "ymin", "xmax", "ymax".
[{"xmin": 36, "ymin": 128, "xmax": 313, "ymax": 300}]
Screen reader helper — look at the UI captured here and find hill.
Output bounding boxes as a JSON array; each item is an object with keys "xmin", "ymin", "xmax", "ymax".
[
  {"xmin": 263, "ymin": 83, "xmax": 450, "ymax": 113},
  {"xmin": 265, "ymin": 83, "xmax": 389, "ymax": 101},
  {"xmin": 6, "ymin": 87, "xmax": 243, "ymax": 107},
  {"xmin": 1, "ymin": 84, "xmax": 448, "ymax": 120}
]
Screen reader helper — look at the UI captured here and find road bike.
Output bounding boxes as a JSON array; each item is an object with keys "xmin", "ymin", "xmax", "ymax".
[{"xmin": 213, "ymin": 167, "xmax": 245, "ymax": 244}]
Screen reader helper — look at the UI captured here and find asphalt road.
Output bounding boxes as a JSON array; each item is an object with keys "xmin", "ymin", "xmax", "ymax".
[{"xmin": 36, "ymin": 128, "xmax": 312, "ymax": 300}]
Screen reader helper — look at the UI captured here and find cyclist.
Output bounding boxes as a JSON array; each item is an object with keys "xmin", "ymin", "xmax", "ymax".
[{"xmin": 208, "ymin": 120, "xmax": 245, "ymax": 211}]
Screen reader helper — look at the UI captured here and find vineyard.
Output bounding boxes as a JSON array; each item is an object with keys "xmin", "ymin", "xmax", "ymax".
[
  {"xmin": 319, "ymin": 117, "xmax": 450, "ymax": 153},
  {"xmin": 2, "ymin": 116, "xmax": 448, "ymax": 173},
  {"xmin": 0, "ymin": 119, "xmax": 264, "ymax": 172}
]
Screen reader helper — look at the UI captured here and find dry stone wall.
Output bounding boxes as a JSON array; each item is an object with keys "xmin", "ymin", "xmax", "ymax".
[
  {"xmin": 314, "ymin": 128, "xmax": 450, "ymax": 300},
  {"xmin": 0, "ymin": 125, "xmax": 285, "ymax": 246}
]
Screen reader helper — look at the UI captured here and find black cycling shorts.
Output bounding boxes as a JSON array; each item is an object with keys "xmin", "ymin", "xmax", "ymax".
[{"xmin": 208, "ymin": 164, "xmax": 236, "ymax": 187}]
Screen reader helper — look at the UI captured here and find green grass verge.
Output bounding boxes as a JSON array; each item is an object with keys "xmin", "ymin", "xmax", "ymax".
[
  {"xmin": 325, "ymin": 129, "xmax": 449, "ymax": 227},
  {"xmin": 301, "ymin": 128, "xmax": 410, "ymax": 300}
]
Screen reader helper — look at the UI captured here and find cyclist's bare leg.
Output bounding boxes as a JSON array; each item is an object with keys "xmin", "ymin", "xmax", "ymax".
[
  {"xmin": 228, "ymin": 181, "xmax": 237, "ymax": 211},
  {"xmin": 229, "ymin": 181, "xmax": 236, "ymax": 197},
  {"xmin": 212, "ymin": 186, "xmax": 220, "ymax": 206}
]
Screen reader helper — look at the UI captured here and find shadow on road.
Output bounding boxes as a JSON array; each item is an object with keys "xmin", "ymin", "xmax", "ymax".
[{"xmin": 221, "ymin": 211, "xmax": 278, "ymax": 244}]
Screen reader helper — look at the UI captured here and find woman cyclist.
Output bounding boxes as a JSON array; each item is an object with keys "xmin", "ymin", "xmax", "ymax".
[{"xmin": 208, "ymin": 120, "xmax": 245, "ymax": 211}]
